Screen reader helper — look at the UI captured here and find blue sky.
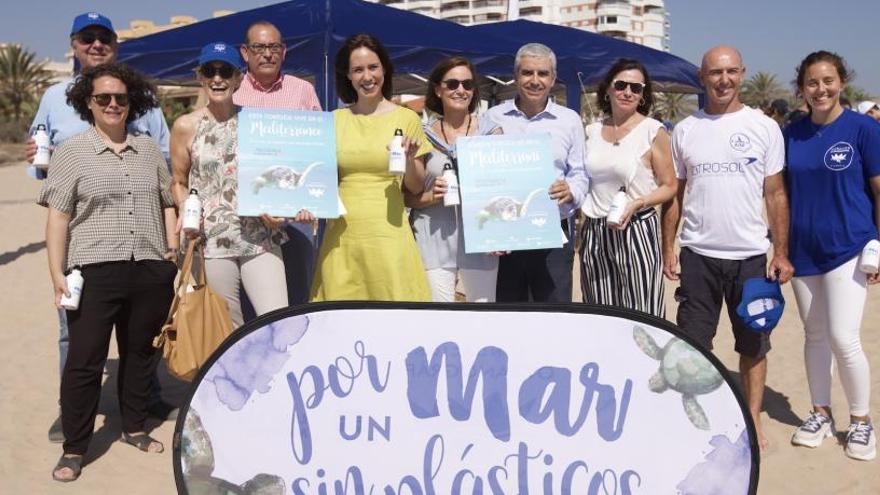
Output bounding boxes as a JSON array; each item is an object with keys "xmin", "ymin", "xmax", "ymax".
[{"xmin": 1, "ymin": 0, "xmax": 877, "ymax": 96}]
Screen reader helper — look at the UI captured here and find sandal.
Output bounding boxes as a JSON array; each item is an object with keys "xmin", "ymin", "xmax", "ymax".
[
  {"xmin": 121, "ymin": 432, "xmax": 164, "ymax": 453},
  {"xmin": 52, "ymin": 454, "xmax": 83, "ymax": 482}
]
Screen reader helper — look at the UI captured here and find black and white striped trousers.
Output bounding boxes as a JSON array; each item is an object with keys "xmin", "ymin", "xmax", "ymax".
[{"xmin": 579, "ymin": 208, "xmax": 665, "ymax": 317}]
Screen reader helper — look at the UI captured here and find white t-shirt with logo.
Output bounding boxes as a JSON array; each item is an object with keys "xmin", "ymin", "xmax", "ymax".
[{"xmin": 671, "ymin": 106, "xmax": 784, "ymax": 260}]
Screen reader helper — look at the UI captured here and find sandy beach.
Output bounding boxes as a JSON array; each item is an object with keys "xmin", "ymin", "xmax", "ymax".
[{"xmin": 1, "ymin": 157, "xmax": 878, "ymax": 494}]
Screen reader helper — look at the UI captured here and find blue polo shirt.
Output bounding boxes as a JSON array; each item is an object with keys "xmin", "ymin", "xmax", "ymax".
[
  {"xmin": 784, "ymin": 109, "xmax": 880, "ymax": 276},
  {"xmin": 28, "ymin": 77, "xmax": 169, "ymax": 179}
]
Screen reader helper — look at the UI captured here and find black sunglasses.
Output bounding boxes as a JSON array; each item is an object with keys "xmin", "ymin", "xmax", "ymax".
[
  {"xmin": 199, "ymin": 64, "xmax": 236, "ymax": 79},
  {"xmin": 442, "ymin": 79, "xmax": 475, "ymax": 91},
  {"xmin": 91, "ymin": 93, "xmax": 129, "ymax": 107},
  {"xmin": 75, "ymin": 31, "xmax": 116, "ymax": 45},
  {"xmin": 612, "ymin": 80, "xmax": 645, "ymax": 94}
]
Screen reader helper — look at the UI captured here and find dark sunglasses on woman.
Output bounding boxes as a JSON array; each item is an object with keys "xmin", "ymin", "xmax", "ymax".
[
  {"xmin": 91, "ymin": 93, "xmax": 129, "ymax": 107},
  {"xmin": 199, "ymin": 64, "xmax": 236, "ymax": 80},
  {"xmin": 442, "ymin": 79, "xmax": 475, "ymax": 91},
  {"xmin": 75, "ymin": 31, "xmax": 116, "ymax": 45},
  {"xmin": 612, "ymin": 80, "xmax": 645, "ymax": 94}
]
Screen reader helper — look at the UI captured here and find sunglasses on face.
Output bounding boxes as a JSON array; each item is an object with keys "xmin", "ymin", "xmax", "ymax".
[
  {"xmin": 612, "ymin": 80, "xmax": 645, "ymax": 94},
  {"xmin": 91, "ymin": 93, "xmax": 129, "ymax": 107},
  {"xmin": 247, "ymin": 43, "xmax": 285, "ymax": 54},
  {"xmin": 75, "ymin": 31, "xmax": 116, "ymax": 45},
  {"xmin": 199, "ymin": 64, "xmax": 236, "ymax": 79},
  {"xmin": 442, "ymin": 79, "xmax": 475, "ymax": 91}
]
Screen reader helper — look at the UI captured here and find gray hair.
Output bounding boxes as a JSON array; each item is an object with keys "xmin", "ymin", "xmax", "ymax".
[{"xmin": 514, "ymin": 43, "xmax": 556, "ymax": 76}]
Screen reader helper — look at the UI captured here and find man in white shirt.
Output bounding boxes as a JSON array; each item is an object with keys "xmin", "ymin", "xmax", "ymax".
[{"xmin": 661, "ymin": 45, "xmax": 794, "ymax": 450}]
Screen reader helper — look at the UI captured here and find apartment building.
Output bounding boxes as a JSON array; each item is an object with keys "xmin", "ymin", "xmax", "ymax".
[{"xmin": 374, "ymin": 0, "xmax": 670, "ymax": 51}]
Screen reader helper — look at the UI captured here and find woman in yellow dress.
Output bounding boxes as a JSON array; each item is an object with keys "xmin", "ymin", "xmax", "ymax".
[{"xmin": 311, "ymin": 34, "xmax": 432, "ymax": 301}]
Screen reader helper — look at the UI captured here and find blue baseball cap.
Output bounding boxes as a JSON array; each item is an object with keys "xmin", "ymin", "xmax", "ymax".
[
  {"xmin": 736, "ymin": 278, "xmax": 785, "ymax": 333},
  {"xmin": 198, "ymin": 42, "xmax": 244, "ymax": 70},
  {"xmin": 71, "ymin": 12, "xmax": 114, "ymax": 36}
]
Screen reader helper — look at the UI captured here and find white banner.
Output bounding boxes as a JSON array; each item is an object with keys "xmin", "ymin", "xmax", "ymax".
[{"xmin": 175, "ymin": 304, "xmax": 758, "ymax": 495}]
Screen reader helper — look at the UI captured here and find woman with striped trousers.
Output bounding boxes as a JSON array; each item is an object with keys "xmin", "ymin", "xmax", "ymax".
[{"xmin": 579, "ymin": 59, "xmax": 676, "ymax": 317}]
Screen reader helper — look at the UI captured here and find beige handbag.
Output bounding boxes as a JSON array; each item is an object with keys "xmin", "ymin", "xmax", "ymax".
[{"xmin": 153, "ymin": 239, "xmax": 233, "ymax": 381}]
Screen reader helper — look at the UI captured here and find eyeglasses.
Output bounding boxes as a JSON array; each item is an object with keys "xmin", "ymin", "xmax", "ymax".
[
  {"xmin": 612, "ymin": 80, "xmax": 645, "ymax": 94},
  {"xmin": 247, "ymin": 43, "xmax": 285, "ymax": 54},
  {"xmin": 199, "ymin": 64, "xmax": 236, "ymax": 79},
  {"xmin": 442, "ymin": 79, "xmax": 475, "ymax": 91},
  {"xmin": 91, "ymin": 93, "xmax": 129, "ymax": 107},
  {"xmin": 75, "ymin": 31, "xmax": 116, "ymax": 45}
]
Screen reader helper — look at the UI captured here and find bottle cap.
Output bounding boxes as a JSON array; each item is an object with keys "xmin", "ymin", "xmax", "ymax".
[
  {"xmin": 618, "ymin": 186, "xmax": 626, "ymax": 192},
  {"xmin": 189, "ymin": 188, "xmax": 198, "ymax": 195},
  {"xmin": 36, "ymin": 124, "xmax": 47, "ymax": 131},
  {"xmin": 394, "ymin": 128, "xmax": 403, "ymax": 136},
  {"xmin": 443, "ymin": 162, "xmax": 453, "ymax": 171}
]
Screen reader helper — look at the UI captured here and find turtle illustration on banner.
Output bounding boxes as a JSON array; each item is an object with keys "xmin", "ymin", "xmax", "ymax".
[
  {"xmin": 476, "ymin": 188, "xmax": 544, "ymax": 229},
  {"xmin": 251, "ymin": 162, "xmax": 323, "ymax": 194},
  {"xmin": 633, "ymin": 326, "xmax": 724, "ymax": 430}
]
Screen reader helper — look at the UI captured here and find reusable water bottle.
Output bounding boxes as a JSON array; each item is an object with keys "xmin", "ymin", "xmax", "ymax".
[
  {"xmin": 388, "ymin": 128, "xmax": 406, "ymax": 174},
  {"xmin": 33, "ymin": 124, "xmax": 51, "ymax": 167},
  {"xmin": 442, "ymin": 163, "xmax": 460, "ymax": 207},
  {"xmin": 859, "ymin": 239, "xmax": 880, "ymax": 273},
  {"xmin": 606, "ymin": 187, "xmax": 628, "ymax": 226},
  {"xmin": 182, "ymin": 189, "xmax": 202, "ymax": 235},
  {"xmin": 60, "ymin": 268, "xmax": 84, "ymax": 311}
]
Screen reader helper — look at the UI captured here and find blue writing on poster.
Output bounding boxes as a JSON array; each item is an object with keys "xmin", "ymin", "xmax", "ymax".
[
  {"xmin": 237, "ymin": 108, "xmax": 339, "ymax": 218},
  {"xmin": 457, "ymin": 134, "xmax": 562, "ymax": 253}
]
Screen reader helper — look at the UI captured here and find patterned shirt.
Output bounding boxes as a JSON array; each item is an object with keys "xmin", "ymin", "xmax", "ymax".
[
  {"xmin": 37, "ymin": 127, "xmax": 175, "ymax": 270},
  {"xmin": 233, "ymin": 72, "xmax": 321, "ymax": 110},
  {"xmin": 189, "ymin": 115, "xmax": 285, "ymax": 258}
]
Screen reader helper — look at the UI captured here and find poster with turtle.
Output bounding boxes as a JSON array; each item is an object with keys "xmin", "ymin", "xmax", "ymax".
[
  {"xmin": 237, "ymin": 108, "xmax": 339, "ymax": 218},
  {"xmin": 173, "ymin": 304, "xmax": 758, "ymax": 495},
  {"xmin": 456, "ymin": 133, "xmax": 563, "ymax": 253}
]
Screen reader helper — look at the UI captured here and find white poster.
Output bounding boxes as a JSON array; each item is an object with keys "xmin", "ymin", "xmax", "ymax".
[{"xmin": 175, "ymin": 305, "xmax": 757, "ymax": 495}]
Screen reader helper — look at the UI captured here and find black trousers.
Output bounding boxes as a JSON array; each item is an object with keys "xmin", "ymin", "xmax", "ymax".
[
  {"xmin": 496, "ymin": 220, "xmax": 575, "ymax": 303},
  {"xmin": 61, "ymin": 260, "xmax": 175, "ymax": 455}
]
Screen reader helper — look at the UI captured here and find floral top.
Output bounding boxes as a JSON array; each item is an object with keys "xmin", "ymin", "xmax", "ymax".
[{"xmin": 189, "ymin": 115, "xmax": 284, "ymax": 258}]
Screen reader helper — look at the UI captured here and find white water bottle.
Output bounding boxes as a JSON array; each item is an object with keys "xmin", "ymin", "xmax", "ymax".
[
  {"xmin": 182, "ymin": 189, "xmax": 202, "ymax": 235},
  {"xmin": 606, "ymin": 187, "xmax": 628, "ymax": 226},
  {"xmin": 442, "ymin": 163, "xmax": 460, "ymax": 207},
  {"xmin": 388, "ymin": 128, "xmax": 406, "ymax": 174},
  {"xmin": 60, "ymin": 268, "xmax": 84, "ymax": 311},
  {"xmin": 859, "ymin": 239, "xmax": 880, "ymax": 273},
  {"xmin": 33, "ymin": 124, "xmax": 51, "ymax": 167}
]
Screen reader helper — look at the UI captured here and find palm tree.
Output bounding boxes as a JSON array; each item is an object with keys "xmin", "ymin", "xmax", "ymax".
[
  {"xmin": 653, "ymin": 92, "xmax": 696, "ymax": 123},
  {"xmin": 0, "ymin": 44, "xmax": 53, "ymax": 122},
  {"xmin": 740, "ymin": 71, "xmax": 788, "ymax": 109},
  {"xmin": 842, "ymin": 85, "xmax": 874, "ymax": 107}
]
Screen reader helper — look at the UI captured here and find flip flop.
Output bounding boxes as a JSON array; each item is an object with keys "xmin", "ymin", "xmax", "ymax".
[
  {"xmin": 52, "ymin": 454, "xmax": 83, "ymax": 482},
  {"xmin": 121, "ymin": 432, "xmax": 164, "ymax": 453}
]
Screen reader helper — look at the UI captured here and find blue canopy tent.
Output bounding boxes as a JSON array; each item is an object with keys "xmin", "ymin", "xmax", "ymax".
[
  {"xmin": 117, "ymin": 0, "xmax": 519, "ymax": 110},
  {"xmin": 469, "ymin": 19, "xmax": 702, "ymax": 114},
  {"xmin": 117, "ymin": 0, "xmax": 701, "ymax": 112}
]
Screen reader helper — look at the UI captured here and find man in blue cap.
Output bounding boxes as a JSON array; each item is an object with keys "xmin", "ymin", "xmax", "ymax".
[{"xmin": 26, "ymin": 12, "xmax": 172, "ymax": 443}]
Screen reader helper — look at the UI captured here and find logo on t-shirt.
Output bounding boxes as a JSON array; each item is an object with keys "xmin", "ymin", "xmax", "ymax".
[
  {"xmin": 729, "ymin": 133, "xmax": 751, "ymax": 152},
  {"xmin": 691, "ymin": 157, "xmax": 758, "ymax": 177},
  {"xmin": 823, "ymin": 142, "xmax": 854, "ymax": 171}
]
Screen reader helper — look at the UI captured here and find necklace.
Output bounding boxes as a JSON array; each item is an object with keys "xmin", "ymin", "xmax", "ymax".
[
  {"xmin": 440, "ymin": 114, "xmax": 472, "ymax": 146},
  {"xmin": 609, "ymin": 115, "xmax": 640, "ymax": 146}
]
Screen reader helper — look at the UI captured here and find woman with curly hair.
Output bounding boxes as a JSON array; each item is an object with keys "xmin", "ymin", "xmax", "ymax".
[{"xmin": 38, "ymin": 62, "xmax": 178, "ymax": 482}]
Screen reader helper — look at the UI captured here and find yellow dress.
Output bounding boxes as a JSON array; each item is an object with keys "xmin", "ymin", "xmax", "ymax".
[{"xmin": 311, "ymin": 106, "xmax": 432, "ymax": 301}]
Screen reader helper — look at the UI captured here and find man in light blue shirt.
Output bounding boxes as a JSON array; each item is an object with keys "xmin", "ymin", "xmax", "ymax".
[
  {"xmin": 27, "ymin": 12, "xmax": 172, "ymax": 443},
  {"xmin": 27, "ymin": 14, "xmax": 169, "ymax": 177},
  {"xmin": 484, "ymin": 43, "xmax": 589, "ymax": 302}
]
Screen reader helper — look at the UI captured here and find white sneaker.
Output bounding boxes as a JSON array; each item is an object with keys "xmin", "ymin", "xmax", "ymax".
[
  {"xmin": 792, "ymin": 411, "xmax": 834, "ymax": 448},
  {"xmin": 845, "ymin": 422, "xmax": 876, "ymax": 461}
]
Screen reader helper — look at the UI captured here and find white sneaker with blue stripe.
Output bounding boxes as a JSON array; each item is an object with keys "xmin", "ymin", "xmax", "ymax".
[
  {"xmin": 791, "ymin": 411, "xmax": 834, "ymax": 448},
  {"xmin": 845, "ymin": 422, "xmax": 876, "ymax": 461}
]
